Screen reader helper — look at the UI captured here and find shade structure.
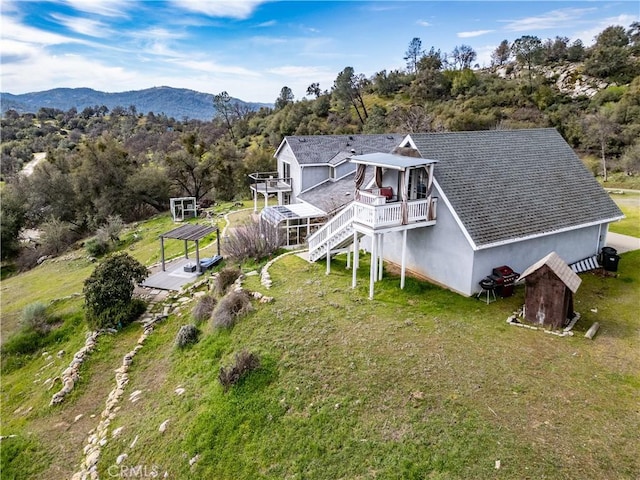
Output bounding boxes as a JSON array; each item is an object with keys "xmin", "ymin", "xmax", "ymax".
[{"xmin": 159, "ymin": 223, "xmax": 219, "ymax": 274}]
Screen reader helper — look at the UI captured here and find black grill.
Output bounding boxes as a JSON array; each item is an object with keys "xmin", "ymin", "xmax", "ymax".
[{"xmin": 488, "ymin": 265, "xmax": 519, "ymax": 297}]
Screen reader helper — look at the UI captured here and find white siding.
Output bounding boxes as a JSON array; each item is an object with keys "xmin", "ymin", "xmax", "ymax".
[
  {"xmin": 277, "ymin": 143, "xmax": 301, "ymax": 200},
  {"xmin": 381, "ymin": 191, "xmax": 607, "ymax": 296},
  {"xmin": 382, "ymin": 187, "xmax": 476, "ymax": 296},
  {"xmin": 471, "ymin": 224, "xmax": 605, "ymax": 293}
]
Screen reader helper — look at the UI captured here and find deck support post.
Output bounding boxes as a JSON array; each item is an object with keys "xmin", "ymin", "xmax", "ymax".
[
  {"xmin": 253, "ymin": 190, "xmax": 258, "ymax": 213},
  {"xmin": 369, "ymin": 234, "xmax": 377, "ymax": 300},
  {"xmin": 401, "ymin": 229, "xmax": 407, "ymax": 289},
  {"xmin": 160, "ymin": 236, "xmax": 166, "ymax": 272},
  {"xmin": 346, "ymin": 245, "xmax": 351, "ymax": 269},
  {"xmin": 326, "ymin": 245, "xmax": 331, "ymax": 275},
  {"xmin": 378, "ymin": 234, "xmax": 384, "ymax": 281},
  {"xmin": 352, "ymin": 231, "xmax": 359, "ymax": 289}
]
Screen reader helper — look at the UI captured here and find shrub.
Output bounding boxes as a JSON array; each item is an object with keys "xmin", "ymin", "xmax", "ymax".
[
  {"xmin": 224, "ymin": 220, "xmax": 282, "ymax": 263},
  {"xmin": 174, "ymin": 324, "xmax": 199, "ymax": 349},
  {"xmin": 218, "ymin": 349, "xmax": 260, "ymax": 391},
  {"xmin": 214, "ymin": 267, "xmax": 242, "ymax": 296},
  {"xmin": 40, "ymin": 217, "xmax": 76, "ymax": 256},
  {"xmin": 20, "ymin": 302, "xmax": 51, "ymax": 334},
  {"xmin": 192, "ymin": 294, "xmax": 217, "ymax": 324},
  {"xmin": 212, "ymin": 290, "xmax": 252, "ymax": 329},
  {"xmin": 85, "ymin": 238, "xmax": 110, "ymax": 257},
  {"xmin": 97, "ymin": 215, "xmax": 124, "ymax": 243},
  {"xmin": 83, "ymin": 252, "xmax": 149, "ymax": 330}
]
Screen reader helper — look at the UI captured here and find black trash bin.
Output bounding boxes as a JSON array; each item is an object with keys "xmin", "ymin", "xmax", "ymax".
[{"xmin": 601, "ymin": 247, "xmax": 620, "ymax": 272}]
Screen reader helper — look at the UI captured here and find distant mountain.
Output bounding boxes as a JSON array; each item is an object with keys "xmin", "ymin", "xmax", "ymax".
[{"xmin": 0, "ymin": 87, "xmax": 272, "ymax": 120}]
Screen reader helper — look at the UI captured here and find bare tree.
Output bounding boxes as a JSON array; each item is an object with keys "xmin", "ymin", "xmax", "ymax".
[
  {"xmin": 213, "ymin": 91, "xmax": 237, "ymax": 140},
  {"xmin": 584, "ymin": 111, "xmax": 619, "ymax": 182},
  {"xmin": 450, "ymin": 45, "xmax": 477, "ymax": 70},
  {"xmin": 491, "ymin": 40, "xmax": 511, "ymax": 66}
]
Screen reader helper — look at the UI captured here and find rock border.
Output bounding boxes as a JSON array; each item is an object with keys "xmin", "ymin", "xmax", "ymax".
[
  {"xmin": 50, "ymin": 330, "xmax": 101, "ymax": 406},
  {"xmin": 71, "ymin": 315, "xmax": 167, "ymax": 480}
]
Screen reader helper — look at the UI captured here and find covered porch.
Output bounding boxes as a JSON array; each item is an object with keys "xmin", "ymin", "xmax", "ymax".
[{"xmin": 348, "ymin": 152, "xmax": 439, "ymax": 299}]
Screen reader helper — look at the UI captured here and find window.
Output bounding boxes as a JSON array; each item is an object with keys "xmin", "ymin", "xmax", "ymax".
[
  {"xmin": 282, "ymin": 162, "xmax": 291, "ymax": 182},
  {"xmin": 408, "ymin": 168, "xmax": 427, "ymax": 200}
]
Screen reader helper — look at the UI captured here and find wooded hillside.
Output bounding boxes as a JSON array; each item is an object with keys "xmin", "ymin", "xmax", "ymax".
[{"xmin": 2, "ymin": 24, "xmax": 639, "ymax": 267}]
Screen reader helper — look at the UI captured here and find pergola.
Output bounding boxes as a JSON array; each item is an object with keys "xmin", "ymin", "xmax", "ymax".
[{"xmin": 159, "ymin": 224, "xmax": 220, "ymax": 274}]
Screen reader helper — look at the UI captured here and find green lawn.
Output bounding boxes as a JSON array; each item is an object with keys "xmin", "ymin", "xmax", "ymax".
[
  {"xmin": 1, "ymin": 204, "xmax": 639, "ymax": 479},
  {"xmin": 609, "ymin": 193, "xmax": 640, "ymax": 238}
]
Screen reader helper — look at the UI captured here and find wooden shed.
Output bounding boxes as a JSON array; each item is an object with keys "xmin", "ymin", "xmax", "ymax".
[{"xmin": 518, "ymin": 252, "xmax": 582, "ymax": 329}]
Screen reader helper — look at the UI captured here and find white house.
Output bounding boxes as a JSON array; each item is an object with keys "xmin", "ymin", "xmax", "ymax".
[
  {"xmin": 254, "ymin": 129, "xmax": 623, "ymax": 297},
  {"xmin": 251, "ymin": 134, "xmax": 405, "ymax": 246}
]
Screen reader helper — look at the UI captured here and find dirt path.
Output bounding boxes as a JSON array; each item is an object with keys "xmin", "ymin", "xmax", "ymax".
[{"xmin": 22, "ymin": 152, "xmax": 47, "ymax": 176}]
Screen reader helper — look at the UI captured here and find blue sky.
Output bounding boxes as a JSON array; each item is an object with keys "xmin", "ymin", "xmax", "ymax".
[{"xmin": 1, "ymin": 1, "xmax": 638, "ymax": 103}]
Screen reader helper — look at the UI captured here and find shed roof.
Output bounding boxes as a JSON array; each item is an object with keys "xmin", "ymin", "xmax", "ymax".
[
  {"xmin": 279, "ymin": 134, "xmax": 405, "ymax": 165},
  {"xmin": 408, "ymin": 128, "xmax": 624, "ymax": 248},
  {"xmin": 519, "ymin": 251, "xmax": 582, "ymax": 293},
  {"xmin": 161, "ymin": 224, "xmax": 218, "ymax": 241}
]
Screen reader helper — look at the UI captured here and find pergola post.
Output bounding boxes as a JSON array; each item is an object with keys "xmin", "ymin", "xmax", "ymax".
[
  {"xmin": 160, "ymin": 236, "xmax": 166, "ymax": 272},
  {"xmin": 184, "ymin": 240, "xmax": 189, "ymax": 259},
  {"xmin": 195, "ymin": 240, "xmax": 201, "ymax": 273}
]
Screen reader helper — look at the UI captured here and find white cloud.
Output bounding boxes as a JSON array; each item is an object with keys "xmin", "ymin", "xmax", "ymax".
[
  {"xmin": 573, "ymin": 14, "xmax": 637, "ymax": 46},
  {"xmin": 1, "ymin": 15, "xmax": 84, "ymax": 46},
  {"xmin": 458, "ymin": 30, "xmax": 494, "ymax": 39},
  {"xmin": 1, "ymin": 51, "xmax": 135, "ymax": 93},
  {"xmin": 248, "ymin": 35, "xmax": 288, "ymax": 46},
  {"xmin": 51, "ymin": 13, "xmax": 113, "ymax": 38},
  {"xmin": 266, "ymin": 65, "xmax": 333, "ymax": 79},
  {"xmin": 503, "ymin": 8, "xmax": 596, "ymax": 32},
  {"xmin": 257, "ymin": 20, "xmax": 276, "ymax": 28},
  {"xmin": 170, "ymin": 58, "xmax": 259, "ymax": 77},
  {"xmin": 63, "ymin": 0, "xmax": 130, "ymax": 18},
  {"xmin": 417, "ymin": 20, "xmax": 431, "ymax": 27},
  {"xmin": 172, "ymin": 0, "xmax": 267, "ymax": 19}
]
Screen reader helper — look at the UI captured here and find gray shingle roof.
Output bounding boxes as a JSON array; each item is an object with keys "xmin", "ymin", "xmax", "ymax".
[
  {"xmin": 409, "ymin": 128, "xmax": 623, "ymax": 248},
  {"xmin": 298, "ymin": 167, "xmax": 375, "ymax": 213},
  {"xmin": 284, "ymin": 134, "xmax": 405, "ymax": 165}
]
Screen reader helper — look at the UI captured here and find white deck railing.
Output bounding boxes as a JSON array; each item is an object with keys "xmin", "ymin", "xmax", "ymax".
[
  {"xmin": 357, "ymin": 190, "xmax": 386, "ymax": 206},
  {"xmin": 353, "ymin": 198, "xmax": 435, "ymax": 228},
  {"xmin": 307, "ymin": 203, "xmax": 355, "ymax": 253}
]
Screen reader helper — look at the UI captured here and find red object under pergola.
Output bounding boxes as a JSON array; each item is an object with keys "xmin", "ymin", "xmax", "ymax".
[{"xmin": 159, "ymin": 224, "xmax": 220, "ymax": 274}]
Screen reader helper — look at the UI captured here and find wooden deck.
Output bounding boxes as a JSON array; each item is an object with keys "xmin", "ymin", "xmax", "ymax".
[{"xmin": 141, "ymin": 258, "xmax": 204, "ymax": 291}]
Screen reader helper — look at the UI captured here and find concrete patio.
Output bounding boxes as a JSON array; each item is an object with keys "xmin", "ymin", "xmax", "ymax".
[{"xmin": 141, "ymin": 257, "xmax": 206, "ymax": 291}]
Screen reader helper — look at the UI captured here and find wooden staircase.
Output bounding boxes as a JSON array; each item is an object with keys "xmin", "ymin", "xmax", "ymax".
[{"xmin": 308, "ymin": 203, "xmax": 360, "ymax": 262}]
